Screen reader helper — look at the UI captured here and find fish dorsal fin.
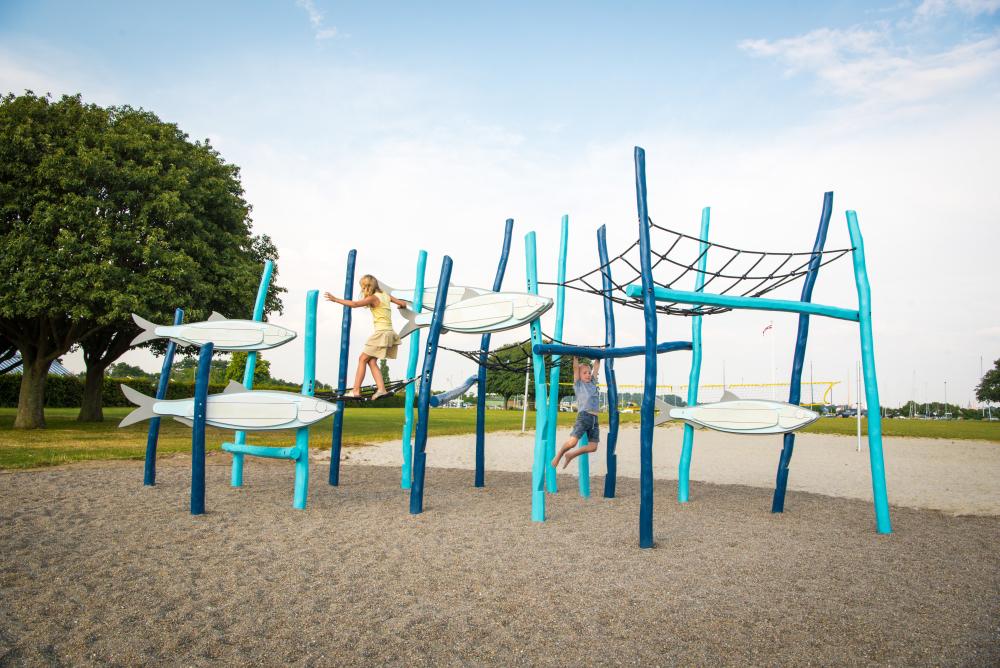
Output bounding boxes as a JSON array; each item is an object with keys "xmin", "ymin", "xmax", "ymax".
[
  {"xmin": 721, "ymin": 390, "xmax": 740, "ymax": 402},
  {"xmin": 224, "ymin": 380, "xmax": 249, "ymax": 394},
  {"xmin": 208, "ymin": 311, "xmax": 227, "ymax": 322}
]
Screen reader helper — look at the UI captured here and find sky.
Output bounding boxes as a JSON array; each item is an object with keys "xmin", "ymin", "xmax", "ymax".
[{"xmin": 2, "ymin": 0, "xmax": 998, "ymax": 408}]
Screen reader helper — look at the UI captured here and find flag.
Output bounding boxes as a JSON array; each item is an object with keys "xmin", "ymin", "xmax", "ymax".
[{"xmin": 762, "ymin": 323, "xmax": 773, "ymax": 335}]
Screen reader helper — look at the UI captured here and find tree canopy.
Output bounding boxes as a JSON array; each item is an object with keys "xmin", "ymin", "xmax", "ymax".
[
  {"xmin": 484, "ymin": 341, "xmax": 575, "ymax": 407},
  {"xmin": 0, "ymin": 92, "xmax": 282, "ymax": 427},
  {"xmin": 976, "ymin": 358, "xmax": 1000, "ymax": 404}
]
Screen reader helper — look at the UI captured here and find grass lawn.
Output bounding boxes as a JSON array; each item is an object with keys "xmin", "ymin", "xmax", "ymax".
[{"xmin": 1, "ymin": 407, "xmax": 995, "ymax": 471}]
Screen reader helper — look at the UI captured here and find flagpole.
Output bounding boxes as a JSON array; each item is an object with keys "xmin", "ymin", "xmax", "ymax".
[{"xmin": 768, "ymin": 320, "xmax": 775, "ymax": 400}]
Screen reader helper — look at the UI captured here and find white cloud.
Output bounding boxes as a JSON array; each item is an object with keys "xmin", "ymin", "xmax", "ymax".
[
  {"xmin": 914, "ymin": 0, "xmax": 1000, "ymax": 20},
  {"xmin": 740, "ymin": 26, "xmax": 1000, "ymax": 112},
  {"xmin": 296, "ymin": 0, "xmax": 339, "ymax": 41}
]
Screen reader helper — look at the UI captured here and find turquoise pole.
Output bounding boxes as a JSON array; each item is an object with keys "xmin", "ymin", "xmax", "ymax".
[
  {"xmin": 846, "ymin": 211, "xmax": 891, "ymax": 534},
  {"xmin": 544, "ymin": 216, "xmax": 569, "ymax": 493},
  {"xmin": 624, "ymin": 285, "xmax": 860, "ymax": 322},
  {"xmin": 678, "ymin": 207, "xmax": 711, "ymax": 502},
  {"xmin": 231, "ymin": 260, "xmax": 274, "ymax": 488},
  {"xmin": 525, "ymin": 232, "xmax": 548, "ymax": 521},
  {"xmin": 400, "ymin": 250, "xmax": 428, "ymax": 489},
  {"xmin": 292, "ymin": 289, "xmax": 318, "ymax": 509}
]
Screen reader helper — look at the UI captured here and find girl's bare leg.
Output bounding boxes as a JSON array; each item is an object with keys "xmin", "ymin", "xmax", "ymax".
[
  {"xmin": 551, "ymin": 435, "xmax": 578, "ymax": 469},
  {"xmin": 367, "ymin": 358, "xmax": 386, "ymax": 393},
  {"xmin": 561, "ymin": 442, "xmax": 598, "ymax": 469},
  {"xmin": 352, "ymin": 353, "xmax": 371, "ymax": 395}
]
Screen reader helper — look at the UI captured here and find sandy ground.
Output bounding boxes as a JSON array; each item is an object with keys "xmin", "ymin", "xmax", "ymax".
[
  {"xmin": 335, "ymin": 425, "xmax": 1000, "ymax": 516},
  {"xmin": 1, "ymin": 428, "xmax": 998, "ymax": 666}
]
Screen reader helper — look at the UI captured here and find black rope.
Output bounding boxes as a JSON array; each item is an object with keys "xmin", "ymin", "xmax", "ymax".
[{"xmin": 539, "ymin": 216, "xmax": 852, "ymax": 316}]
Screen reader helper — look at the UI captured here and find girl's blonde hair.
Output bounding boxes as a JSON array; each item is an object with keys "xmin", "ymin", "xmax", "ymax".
[{"xmin": 359, "ymin": 274, "xmax": 381, "ymax": 298}]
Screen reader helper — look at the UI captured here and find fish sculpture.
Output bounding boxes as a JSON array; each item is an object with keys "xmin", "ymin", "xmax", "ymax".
[
  {"xmin": 130, "ymin": 312, "xmax": 297, "ymax": 351},
  {"xmin": 388, "ymin": 284, "xmax": 486, "ymax": 310},
  {"xmin": 397, "ymin": 292, "xmax": 553, "ymax": 338},
  {"xmin": 118, "ymin": 381, "xmax": 338, "ymax": 431},
  {"xmin": 655, "ymin": 391, "xmax": 819, "ymax": 435}
]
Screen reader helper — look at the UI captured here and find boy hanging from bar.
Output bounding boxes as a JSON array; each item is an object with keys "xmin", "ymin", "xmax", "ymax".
[{"xmin": 551, "ymin": 356, "xmax": 600, "ymax": 469}]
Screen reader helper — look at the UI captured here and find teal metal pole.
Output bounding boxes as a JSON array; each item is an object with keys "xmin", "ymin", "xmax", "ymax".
[
  {"xmin": 401, "ymin": 250, "xmax": 427, "ymax": 489},
  {"xmin": 292, "ymin": 289, "xmax": 318, "ymax": 509},
  {"xmin": 545, "ymin": 215, "xmax": 569, "ymax": 493},
  {"xmin": 232, "ymin": 260, "xmax": 274, "ymax": 488},
  {"xmin": 624, "ymin": 285, "xmax": 860, "ymax": 322},
  {"xmin": 846, "ymin": 210, "xmax": 891, "ymax": 534},
  {"xmin": 525, "ymin": 232, "xmax": 548, "ymax": 521},
  {"xmin": 678, "ymin": 207, "xmax": 711, "ymax": 502}
]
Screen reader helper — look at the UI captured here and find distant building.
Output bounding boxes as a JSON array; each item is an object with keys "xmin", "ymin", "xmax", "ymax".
[{"xmin": 0, "ymin": 352, "xmax": 74, "ymax": 377}]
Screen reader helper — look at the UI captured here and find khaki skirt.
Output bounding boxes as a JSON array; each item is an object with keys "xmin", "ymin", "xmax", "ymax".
[{"xmin": 363, "ymin": 329, "xmax": 401, "ymax": 360}]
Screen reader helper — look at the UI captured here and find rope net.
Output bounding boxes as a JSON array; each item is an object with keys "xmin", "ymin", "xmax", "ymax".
[
  {"xmin": 438, "ymin": 332, "xmax": 606, "ymax": 374},
  {"xmin": 540, "ymin": 217, "xmax": 852, "ymax": 316}
]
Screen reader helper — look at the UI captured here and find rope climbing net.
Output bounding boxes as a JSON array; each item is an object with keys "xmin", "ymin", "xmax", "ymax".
[
  {"xmin": 438, "ymin": 332, "xmax": 607, "ymax": 374},
  {"xmin": 540, "ymin": 217, "xmax": 853, "ymax": 316}
]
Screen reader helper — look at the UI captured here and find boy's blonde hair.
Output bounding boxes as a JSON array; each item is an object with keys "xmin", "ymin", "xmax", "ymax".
[{"xmin": 359, "ymin": 275, "xmax": 381, "ymax": 298}]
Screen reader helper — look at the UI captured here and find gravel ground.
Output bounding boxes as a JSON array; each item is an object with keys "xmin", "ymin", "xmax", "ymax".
[{"xmin": 2, "ymin": 454, "xmax": 998, "ymax": 667}]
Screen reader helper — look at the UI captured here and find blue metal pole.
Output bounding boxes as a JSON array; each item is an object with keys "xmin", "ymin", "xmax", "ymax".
[
  {"xmin": 635, "ymin": 146, "xmax": 658, "ymax": 549},
  {"xmin": 847, "ymin": 210, "xmax": 891, "ymax": 534},
  {"xmin": 401, "ymin": 250, "xmax": 428, "ymax": 489},
  {"xmin": 410, "ymin": 256, "xmax": 453, "ymax": 514},
  {"xmin": 598, "ymin": 226, "xmax": 619, "ymax": 499},
  {"xmin": 190, "ymin": 342, "xmax": 213, "ymax": 516},
  {"xmin": 545, "ymin": 215, "xmax": 569, "ymax": 494},
  {"xmin": 231, "ymin": 260, "xmax": 274, "ymax": 488},
  {"xmin": 533, "ymin": 341, "xmax": 691, "ymax": 359},
  {"xmin": 678, "ymin": 207, "xmax": 711, "ymax": 502},
  {"xmin": 292, "ymin": 290, "xmax": 318, "ymax": 510},
  {"xmin": 476, "ymin": 218, "xmax": 514, "ymax": 488},
  {"xmin": 329, "ymin": 249, "xmax": 356, "ymax": 486},
  {"xmin": 526, "ymin": 232, "xmax": 548, "ymax": 521},
  {"xmin": 772, "ymin": 193, "xmax": 833, "ymax": 513},
  {"xmin": 144, "ymin": 307, "xmax": 183, "ymax": 486}
]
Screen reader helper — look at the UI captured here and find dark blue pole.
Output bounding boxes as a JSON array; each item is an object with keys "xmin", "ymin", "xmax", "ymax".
[
  {"xmin": 635, "ymin": 146, "xmax": 658, "ymax": 549},
  {"xmin": 330, "ymin": 249, "xmax": 356, "ymax": 486},
  {"xmin": 410, "ymin": 256, "xmax": 453, "ymax": 514},
  {"xmin": 190, "ymin": 342, "xmax": 213, "ymax": 515},
  {"xmin": 476, "ymin": 219, "xmax": 514, "ymax": 487},
  {"xmin": 144, "ymin": 307, "xmax": 183, "ymax": 486},
  {"xmin": 772, "ymin": 192, "xmax": 833, "ymax": 513},
  {"xmin": 598, "ymin": 226, "xmax": 620, "ymax": 499}
]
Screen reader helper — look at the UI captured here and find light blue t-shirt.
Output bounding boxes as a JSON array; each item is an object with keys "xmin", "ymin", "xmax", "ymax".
[{"xmin": 574, "ymin": 372, "xmax": 599, "ymax": 414}]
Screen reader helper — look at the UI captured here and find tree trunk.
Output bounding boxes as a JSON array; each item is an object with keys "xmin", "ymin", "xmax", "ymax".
[
  {"xmin": 78, "ymin": 362, "xmax": 108, "ymax": 422},
  {"xmin": 14, "ymin": 357, "xmax": 49, "ymax": 429}
]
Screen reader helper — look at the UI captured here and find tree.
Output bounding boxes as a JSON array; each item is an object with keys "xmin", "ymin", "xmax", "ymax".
[
  {"xmin": 484, "ymin": 341, "xmax": 575, "ymax": 408},
  {"xmin": 107, "ymin": 362, "xmax": 154, "ymax": 379},
  {"xmin": 225, "ymin": 352, "xmax": 271, "ymax": 386},
  {"xmin": 976, "ymin": 358, "xmax": 1000, "ymax": 404},
  {"xmin": 379, "ymin": 359, "xmax": 390, "ymax": 386},
  {"xmin": 0, "ymin": 92, "xmax": 283, "ymax": 427}
]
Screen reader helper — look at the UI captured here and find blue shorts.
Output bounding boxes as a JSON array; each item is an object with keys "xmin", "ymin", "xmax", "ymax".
[{"xmin": 570, "ymin": 411, "xmax": 600, "ymax": 443}]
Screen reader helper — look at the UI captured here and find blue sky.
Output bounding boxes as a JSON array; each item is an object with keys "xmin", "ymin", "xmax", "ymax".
[{"xmin": 2, "ymin": 1, "xmax": 999, "ymax": 406}]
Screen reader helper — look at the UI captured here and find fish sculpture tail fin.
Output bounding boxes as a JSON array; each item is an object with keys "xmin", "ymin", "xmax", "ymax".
[
  {"xmin": 118, "ymin": 385, "xmax": 157, "ymax": 427},
  {"xmin": 397, "ymin": 307, "xmax": 420, "ymax": 339},
  {"xmin": 654, "ymin": 397, "xmax": 673, "ymax": 426},
  {"xmin": 130, "ymin": 314, "xmax": 161, "ymax": 346}
]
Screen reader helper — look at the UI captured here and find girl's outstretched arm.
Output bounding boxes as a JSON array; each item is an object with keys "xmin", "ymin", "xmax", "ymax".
[
  {"xmin": 389, "ymin": 295, "xmax": 409, "ymax": 308},
  {"xmin": 324, "ymin": 292, "xmax": 379, "ymax": 308}
]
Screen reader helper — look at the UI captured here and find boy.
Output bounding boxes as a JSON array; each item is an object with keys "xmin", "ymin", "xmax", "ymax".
[{"xmin": 551, "ymin": 356, "xmax": 600, "ymax": 469}]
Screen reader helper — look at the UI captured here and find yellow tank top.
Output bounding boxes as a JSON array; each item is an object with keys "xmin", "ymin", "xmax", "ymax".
[{"xmin": 370, "ymin": 291, "xmax": 393, "ymax": 331}]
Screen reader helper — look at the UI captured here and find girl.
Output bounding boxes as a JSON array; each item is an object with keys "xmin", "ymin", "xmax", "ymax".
[{"xmin": 324, "ymin": 275, "xmax": 407, "ymax": 399}]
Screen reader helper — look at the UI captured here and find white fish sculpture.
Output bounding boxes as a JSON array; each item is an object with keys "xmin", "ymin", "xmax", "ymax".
[
  {"xmin": 130, "ymin": 312, "xmax": 296, "ymax": 351},
  {"xmin": 397, "ymin": 292, "xmax": 553, "ymax": 338},
  {"xmin": 118, "ymin": 381, "xmax": 338, "ymax": 431},
  {"xmin": 655, "ymin": 391, "xmax": 819, "ymax": 435},
  {"xmin": 389, "ymin": 285, "xmax": 486, "ymax": 310}
]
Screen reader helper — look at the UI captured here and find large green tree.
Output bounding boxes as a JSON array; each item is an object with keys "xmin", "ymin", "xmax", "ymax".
[
  {"xmin": 0, "ymin": 92, "xmax": 282, "ymax": 427},
  {"xmin": 976, "ymin": 358, "xmax": 1000, "ymax": 404}
]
